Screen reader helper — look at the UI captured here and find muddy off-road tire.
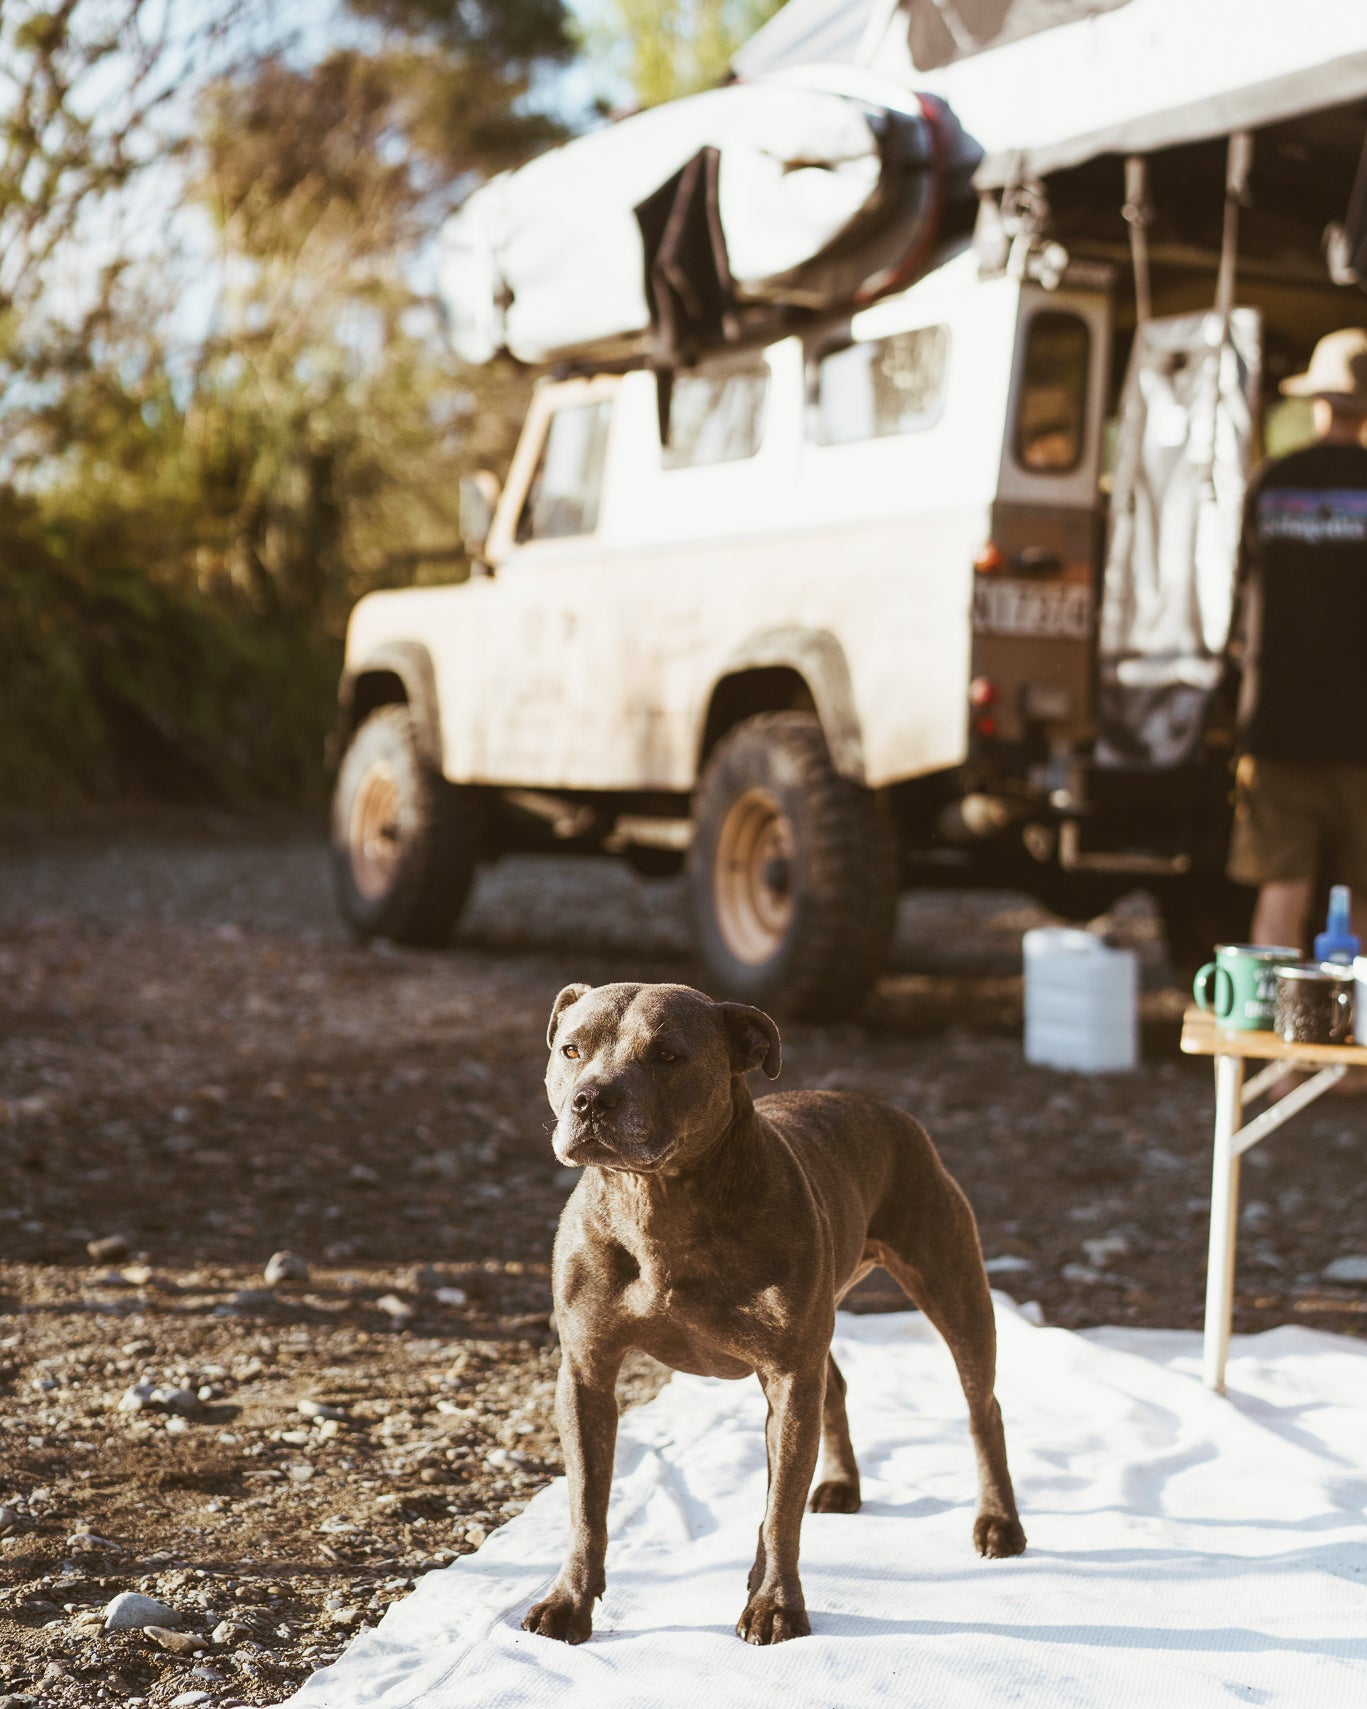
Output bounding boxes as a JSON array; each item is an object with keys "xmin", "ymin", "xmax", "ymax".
[
  {"xmin": 331, "ymin": 705, "xmax": 480, "ymax": 947},
  {"xmin": 688, "ymin": 711, "xmax": 898, "ymax": 1020}
]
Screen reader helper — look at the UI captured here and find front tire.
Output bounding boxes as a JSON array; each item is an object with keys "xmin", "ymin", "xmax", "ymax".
[
  {"xmin": 688, "ymin": 712, "xmax": 898, "ymax": 1019},
  {"xmin": 331, "ymin": 704, "xmax": 480, "ymax": 946}
]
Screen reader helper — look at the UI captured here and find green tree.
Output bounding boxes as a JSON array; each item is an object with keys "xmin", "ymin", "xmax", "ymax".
[
  {"xmin": 187, "ymin": 0, "xmax": 571, "ymax": 629},
  {"xmin": 0, "ymin": 1, "xmax": 249, "ymax": 321},
  {"xmin": 0, "ymin": 0, "xmax": 574, "ymax": 804},
  {"xmin": 583, "ymin": 0, "xmax": 785, "ymax": 108}
]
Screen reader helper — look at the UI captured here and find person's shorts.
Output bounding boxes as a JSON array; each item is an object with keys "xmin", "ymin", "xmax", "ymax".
[{"xmin": 1227, "ymin": 755, "xmax": 1367, "ymax": 892}]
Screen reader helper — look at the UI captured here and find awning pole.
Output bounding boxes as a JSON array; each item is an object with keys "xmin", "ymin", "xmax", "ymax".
[
  {"xmin": 1123, "ymin": 155, "xmax": 1153, "ymax": 325},
  {"xmin": 1215, "ymin": 131, "xmax": 1253, "ymax": 324}
]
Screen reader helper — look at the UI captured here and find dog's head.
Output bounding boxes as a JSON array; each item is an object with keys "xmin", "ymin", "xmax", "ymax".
[{"xmin": 544, "ymin": 982, "xmax": 781, "ymax": 1173}]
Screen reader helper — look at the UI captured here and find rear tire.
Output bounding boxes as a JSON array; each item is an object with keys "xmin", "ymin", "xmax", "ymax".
[
  {"xmin": 688, "ymin": 712, "xmax": 898, "ymax": 1019},
  {"xmin": 331, "ymin": 704, "xmax": 480, "ymax": 946}
]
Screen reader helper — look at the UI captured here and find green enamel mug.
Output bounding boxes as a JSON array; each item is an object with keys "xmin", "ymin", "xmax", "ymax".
[{"xmin": 1193, "ymin": 943, "xmax": 1300, "ymax": 1031}]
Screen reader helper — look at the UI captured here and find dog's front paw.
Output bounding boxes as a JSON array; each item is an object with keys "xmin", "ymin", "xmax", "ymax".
[
  {"xmin": 736, "ymin": 1594, "xmax": 810, "ymax": 1645},
  {"xmin": 974, "ymin": 1513, "xmax": 1027, "ymax": 1558},
  {"xmin": 809, "ymin": 1477, "xmax": 861, "ymax": 1514},
  {"xmin": 523, "ymin": 1590, "xmax": 594, "ymax": 1644}
]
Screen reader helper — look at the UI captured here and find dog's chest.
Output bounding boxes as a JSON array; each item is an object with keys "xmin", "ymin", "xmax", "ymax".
[{"xmin": 613, "ymin": 1235, "xmax": 791, "ymax": 1370}]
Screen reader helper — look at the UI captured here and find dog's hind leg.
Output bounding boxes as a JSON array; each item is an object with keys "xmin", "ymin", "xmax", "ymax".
[
  {"xmin": 809, "ymin": 1353, "xmax": 861, "ymax": 1513},
  {"xmin": 873, "ymin": 1170, "xmax": 1026, "ymax": 1559}
]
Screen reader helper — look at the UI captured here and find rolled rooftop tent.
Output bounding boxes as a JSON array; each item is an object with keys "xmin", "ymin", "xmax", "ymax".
[
  {"xmin": 736, "ymin": 0, "xmax": 1367, "ymax": 188},
  {"xmin": 438, "ymin": 82, "xmax": 979, "ymax": 368},
  {"xmin": 438, "ymin": 0, "xmax": 1367, "ymax": 370}
]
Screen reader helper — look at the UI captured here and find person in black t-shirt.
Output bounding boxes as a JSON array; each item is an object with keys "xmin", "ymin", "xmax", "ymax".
[{"xmin": 1228, "ymin": 327, "xmax": 1367, "ymax": 954}]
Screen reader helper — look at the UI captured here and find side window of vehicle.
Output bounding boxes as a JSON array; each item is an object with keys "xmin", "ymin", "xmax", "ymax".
[
  {"xmin": 661, "ymin": 364, "xmax": 769, "ymax": 469},
  {"xmin": 813, "ymin": 324, "xmax": 950, "ymax": 446},
  {"xmin": 516, "ymin": 399, "xmax": 613, "ymax": 542},
  {"xmin": 1014, "ymin": 311, "xmax": 1090, "ymax": 473}
]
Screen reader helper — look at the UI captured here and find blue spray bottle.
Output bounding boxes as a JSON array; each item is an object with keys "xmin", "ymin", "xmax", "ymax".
[{"xmin": 1313, "ymin": 885, "xmax": 1361, "ymax": 965}]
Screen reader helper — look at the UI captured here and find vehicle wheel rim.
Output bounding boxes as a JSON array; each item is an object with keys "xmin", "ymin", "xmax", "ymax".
[
  {"xmin": 714, "ymin": 788, "xmax": 795, "ymax": 965},
  {"xmin": 349, "ymin": 763, "xmax": 403, "ymax": 902}
]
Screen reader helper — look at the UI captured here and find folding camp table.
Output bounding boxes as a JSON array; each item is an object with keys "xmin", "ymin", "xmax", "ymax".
[{"xmin": 1181, "ymin": 1007, "xmax": 1366, "ymax": 1392}]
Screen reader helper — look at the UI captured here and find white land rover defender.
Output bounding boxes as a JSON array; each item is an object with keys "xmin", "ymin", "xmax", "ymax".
[{"xmin": 331, "ymin": 247, "xmax": 1252, "ymax": 1017}]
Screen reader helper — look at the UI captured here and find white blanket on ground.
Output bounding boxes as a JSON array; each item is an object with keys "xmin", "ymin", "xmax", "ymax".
[{"xmin": 283, "ymin": 1301, "xmax": 1367, "ymax": 1709}]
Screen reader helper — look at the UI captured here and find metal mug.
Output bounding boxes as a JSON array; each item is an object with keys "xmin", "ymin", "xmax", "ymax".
[
  {"xmin": 1273, "ymin": 963, "xmax": 1354, "ymax": 1045},
  {"xmin": 1357, "ymin": 956, "xmax": 1367, "ymax": 1047},
  {"xmin": 1193, "ymin": 943, "xmax": 1300, "ymax": 1031}
]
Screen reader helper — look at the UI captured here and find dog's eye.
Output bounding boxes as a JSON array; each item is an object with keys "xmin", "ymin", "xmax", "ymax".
[
  {"xmin": 561, "ymin": 1044, "xmax": 580, "ymax": 1060},
  {"xmin": 655, "ymin": 1049, "xmax": 680, "ymax": 1064}
]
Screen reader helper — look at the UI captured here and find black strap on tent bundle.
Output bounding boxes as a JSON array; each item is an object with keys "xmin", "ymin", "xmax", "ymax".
[
  {"xmin": 1122, "ymin": 155, "xmax": 1153, "ymax": 327},
  {"xmin": 634, "ymin": 146, "xmax": 739, "ymax": 446},
  {"xmin": 1325, "ymin": 125, "xmax": 1367, "ymax": 289},
  {"xmin": 1214, "ymin": 131, "xmax": 1253, "ymax": 327}
]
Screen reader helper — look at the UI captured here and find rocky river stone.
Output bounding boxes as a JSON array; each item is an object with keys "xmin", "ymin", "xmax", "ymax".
[
  {"xmin": 150, "ymin": 1385, "xmax": 200, "ymax": 1417},
  {"xmin": 145, "ymin": 1625, "xmax": 207, "ymax": 1655},
  {"xmin": 87, "ymin": 1235, "xmax": 131, "ymax": 1262},
  {"xmin": 1322, "ymin": 1255, "xmax": 1367, "ymax": 1286},
  {"xmin": 264, "ymin": 1249, "xmax": 310, "ymax": 1285},
  {"xmin": 297, "ymin": 1398, "xmax": 346, "ymax": 1421},
  {"xmin": 103, "ymin": 1591, "xmax": 182, "ymax": 1631}
]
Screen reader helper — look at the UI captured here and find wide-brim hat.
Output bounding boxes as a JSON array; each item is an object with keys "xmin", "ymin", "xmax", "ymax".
[{"xmin": 1281, "ymin": 327, "xmax": 1367, "ymax": 408}]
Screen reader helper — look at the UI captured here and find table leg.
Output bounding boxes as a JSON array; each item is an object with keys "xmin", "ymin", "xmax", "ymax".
[{"xmin": 1203, "ymin": 1052, "xmax": 1245, "ymax": 1393}]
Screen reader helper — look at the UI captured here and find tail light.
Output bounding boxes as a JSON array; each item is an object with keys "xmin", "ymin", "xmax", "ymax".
[
  {"xmin": 969, "ymin": 676, "xmax": 998, "ymax": 739},
  {"xmin": 973, "ymin": 542, "xmax": 1005, "ymax": 574},
  {"xmin": 969, "ymin": 676, "xmax": 997, "ymax": 708}
]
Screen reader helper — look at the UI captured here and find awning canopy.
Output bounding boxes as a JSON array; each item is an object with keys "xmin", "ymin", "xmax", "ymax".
[{"xmin": 735, "ymin": 0, "xmax": 1367, "ymax": 188}]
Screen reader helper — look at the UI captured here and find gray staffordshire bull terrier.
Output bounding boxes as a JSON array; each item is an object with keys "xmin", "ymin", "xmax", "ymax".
[{"xmin": 523, "ymin": 981, "xmax": 1025, "ymax": 1648}]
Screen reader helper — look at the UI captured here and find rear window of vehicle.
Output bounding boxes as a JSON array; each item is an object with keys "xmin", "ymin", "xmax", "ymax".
[
  {"xmin": 662, "ymin": 364, "xmax": 768, "ymax": 469},
  {"xmin": 813, "ymin": 324, "xmax": 949, "ymax": 445},
  {"xmin": 516, "ymin": 399, "xmax": 613, "ymax": 541},
  {"xmin": 1014, "ymin": 311, "xmax": 1090, "ymax": 473}
]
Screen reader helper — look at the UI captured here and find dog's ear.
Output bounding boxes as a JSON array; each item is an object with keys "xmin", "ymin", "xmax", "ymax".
[
  {"xmin": 717, "ymin": 1002, "xmax": 782, "ymax": 1080},
  {"xmin": 547, "ymin": 983, "xmax": 592, "ymax": 1050}
]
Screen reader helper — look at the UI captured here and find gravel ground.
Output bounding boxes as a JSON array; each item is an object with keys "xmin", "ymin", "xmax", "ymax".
[{"xmin": 1, "ymin": 811, "xmax": 1363, "ymax": 1708}]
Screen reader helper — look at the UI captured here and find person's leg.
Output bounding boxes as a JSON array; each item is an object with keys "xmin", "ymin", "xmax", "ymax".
[
  {"xmin": 1330, "ymin": 763, "xmax": 1367, "ymax": 1092},
  {"xmin": 1231, "ymin": 761, "xmax": 1317, "ymax": 1099},
  {"xmin": 1250, "ymin": 878, "xmax": 1313, "ymax": 954},
  {"xmin": 1336, "ymin": 762, "xmax": 1367, "ymax": 947},
  {"xmin": 1229, "ymin": 758, "xmax": 1318, "ymax": 952}
]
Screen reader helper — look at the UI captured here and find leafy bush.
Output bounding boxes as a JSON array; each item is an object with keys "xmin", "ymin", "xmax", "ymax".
[{"xmin": 0, "ymin": 494, "xmax": 338, "ymax": 807}]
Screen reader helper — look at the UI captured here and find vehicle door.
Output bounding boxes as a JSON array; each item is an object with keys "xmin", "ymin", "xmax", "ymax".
[
  {"xmin": 971, "ymin": 288, "xmax": 1112, "ymax": 758},
  {"xmin": 475, "ymin": 375, "xmax": 619, "ymax": 785}
]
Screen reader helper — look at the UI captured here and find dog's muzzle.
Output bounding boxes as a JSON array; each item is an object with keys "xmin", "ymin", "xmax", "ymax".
[{"xmin": 553, "ymin": 1110, "xmax": 667, "ymax": 1170}]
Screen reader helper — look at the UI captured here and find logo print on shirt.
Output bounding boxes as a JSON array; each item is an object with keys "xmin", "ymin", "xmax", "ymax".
[{"xmin": 1257, "ymin": 487, "xmax": 1367, "ymax": 544}]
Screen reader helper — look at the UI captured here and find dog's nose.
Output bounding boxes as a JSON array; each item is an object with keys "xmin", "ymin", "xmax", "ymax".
[{"xmin": 572, "ymin": 1082, "xmax": 619, "ymax": 1116}]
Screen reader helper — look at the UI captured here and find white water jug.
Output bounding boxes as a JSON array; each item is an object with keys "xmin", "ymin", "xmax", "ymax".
[{"xmin": 1024, "ymin": 927, "xmax": 1139, "ymax": 1073}]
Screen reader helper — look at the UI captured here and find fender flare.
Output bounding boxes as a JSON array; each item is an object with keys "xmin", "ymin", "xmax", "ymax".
[
  {"xmin": 338, "ymin": 641, "xmax": 444, "ymax": 774},
  {"xmin": 706, "ymin": 628, "xmax": 865, "ymax": 784}
]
